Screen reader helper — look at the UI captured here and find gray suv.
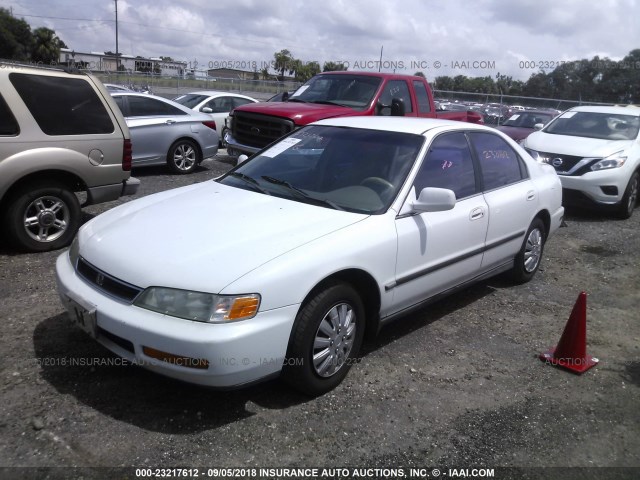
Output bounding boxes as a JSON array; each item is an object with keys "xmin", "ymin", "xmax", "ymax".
[{"xmin": 0, "ymin": 63, "xmax": 139, "ymax": 252}]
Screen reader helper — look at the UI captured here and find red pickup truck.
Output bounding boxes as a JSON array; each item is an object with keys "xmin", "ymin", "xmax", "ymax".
[{"xmin": 224, "ymin": 71, "xmax": 483, "ymax": 157}]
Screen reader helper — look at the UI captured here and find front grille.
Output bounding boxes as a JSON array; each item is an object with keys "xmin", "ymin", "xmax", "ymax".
[
  {"xmin": 539, "ymin": 151, "xmax": 584, "ymax": 173},
  {"xmin": 233, "ymin": 111, "xmax": 294, "ymax": 149},
  {"xmin": 76, "ymin": 258, "xmax": 142, "ymax": 303}
]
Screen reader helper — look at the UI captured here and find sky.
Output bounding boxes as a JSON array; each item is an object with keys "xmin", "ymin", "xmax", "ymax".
[{"xmin": 3, "ymin": 0, "xmax": 640, "ymax": 81}]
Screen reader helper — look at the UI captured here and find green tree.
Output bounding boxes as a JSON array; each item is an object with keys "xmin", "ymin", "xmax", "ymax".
[
  {"xmin": 273, "ymin": 49, "xmax": 293, "ymax": 80},
  {"xmin": 413, "ymin": 71, "xmax": 426, "ymax": 78},
  {"xmin": 31, "ymin": 27, "xmax": 66, "ymax": 63},
  {"xmin": 0, "ymin": 8, "xmax": 33, "ymax": 60}
]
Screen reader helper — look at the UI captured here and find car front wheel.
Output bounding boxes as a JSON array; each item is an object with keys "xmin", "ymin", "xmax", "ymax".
[
  {"xmin": 283, "ymin": 281, "xmax": 365, "ymax": 396},
  {"xmin": 616, "ymin": 171, "xmax": 639, "ymax": 219},
  {"xmin": 510, "ymin": 218, "xmax": 546, "ymax": 284},
  {"xmin": 4, "ymin": 181, "xmax": 81, "ymax": 252},
  {"xmin": 167, "ymin": 139, "xmax": 200, "ymax": 174}
]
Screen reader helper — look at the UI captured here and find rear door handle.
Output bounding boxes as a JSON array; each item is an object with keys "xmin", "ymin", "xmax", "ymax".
[
  {"xmin": 526, "ymin": 190, "xmax": 536, "ymax": 201},
  {"xmin": 165, "ymin": 120, "xmax": 176, "ymax": 125},
  {"xmin": 470, "ymin": 207, "xmax": 485, "ymax": 220}
]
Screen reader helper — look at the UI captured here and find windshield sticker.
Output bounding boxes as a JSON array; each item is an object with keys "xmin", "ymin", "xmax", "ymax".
[
  {"xmin": 261, "ymin": 137, "xmax": 302, "ymax": 157},
  {"xmin": 560, "ymin": 112, "xmax": 577, "ymax": 119},
  {"xmin": 291, "ymin": 86, "xmax": 309, "ymax": 97},
  {"xmin": 508, "ymin": 114, "xmax": 520, "ymax": 121},
  {"xmin": 483, "ymin": 150, "xmax": 512, "ymax": 160}
]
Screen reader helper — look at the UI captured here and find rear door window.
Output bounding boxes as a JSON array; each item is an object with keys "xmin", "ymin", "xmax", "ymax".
[
  {"xmin": 467, "ymin": 132, "xmax": 528, "ymax": 190},
  {"xmin": 9, "ymin": 73, "xmax": 114, "ymax": 135},
  {"xmin": 0, "ymin": 94, "xmax": 19, "ymax": 136},
  {"xmin": 412, "ymin": 81, "xmax": 431, "ymax": 114}
]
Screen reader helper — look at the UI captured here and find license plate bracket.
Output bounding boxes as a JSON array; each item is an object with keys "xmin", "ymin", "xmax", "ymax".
[{"xmin": 64, "ymin": 291, "xmax": 97, "ymax": 338}]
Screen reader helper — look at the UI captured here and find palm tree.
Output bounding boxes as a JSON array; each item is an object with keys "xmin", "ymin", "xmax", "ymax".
[{"xmin": 31, "ymin": 27, "xmax": 66, "ymax": 64}]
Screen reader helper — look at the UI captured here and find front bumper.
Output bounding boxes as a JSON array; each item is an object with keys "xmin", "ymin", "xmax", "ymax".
[
  {"xmin": 224, "ymin": 131, "xmax": 260, "ymax": 157},
  {"xmin": 55, "ymin": 252, "xmax": 298, "ymax": 388},
  {"xmin": 559, "ymin": 170, "xmax": 628, "ymax": 206}
]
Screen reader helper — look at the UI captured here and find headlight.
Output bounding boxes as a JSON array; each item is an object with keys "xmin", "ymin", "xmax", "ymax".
[
  {"xmin": 525, "ymin": 148, "xmax": 550, "ymax": 164},
  {"xmin": 68, "ymin": 236, "xmax": 80, "ymax": 268},
  {"xmin": 591, "ymin": 151, "xmax": 627, "ymax": 171},
  {"xmin": 133, "ymin": 287, "xmax": 260, "ymax": 323}
]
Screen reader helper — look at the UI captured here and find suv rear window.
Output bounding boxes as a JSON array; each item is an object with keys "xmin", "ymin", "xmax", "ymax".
[
  {"xmin": 9, "ymin": 73, "xmax": 114, "ymax": 135},
  {"xmin": 0, "ymin": 94, "xmax": 19, "ymax": 136}
]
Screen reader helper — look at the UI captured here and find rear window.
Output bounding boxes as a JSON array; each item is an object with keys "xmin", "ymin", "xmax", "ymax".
[
  {"xmin": 9, "ymin": 73, "xmax": 114, "ymax": 135},
  {"xmin": 0, "ymin": 94, "xmax": 19, "ymax": 136}
]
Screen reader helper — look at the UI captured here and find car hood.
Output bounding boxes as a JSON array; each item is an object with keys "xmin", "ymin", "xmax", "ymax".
[
  {"xmin": 495, "ymin": 125, "xmax": 533, "ymax": 141},
  {"xmin": 79, "ymin": 182, "xmax": 366, "ymax": 292},
  {"xmin": 525, "ymin": 132, "xmax": 634, "ymax": 157},
  {"xmin": 234, "ymin": 101, "xmax": 359, "ymax": 125}
]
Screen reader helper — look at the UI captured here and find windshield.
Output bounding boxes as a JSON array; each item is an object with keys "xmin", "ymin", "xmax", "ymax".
[
  {"xmin": 544, "ymin": 111, "xmax": 640, "ymax": 140},
  {"xmin": 172, "ymin": 94, "xmax": 208, "ymax": 109},
  {"xmin": 218, "ymin": 125, "xmax": 424, "ymax": 214},
  {"xmin": 289, "ymin": 75, "xmax": 382, "ymax": 109},
  {"xmin": 502, "ymin": 112, "xmax": 554, "ymax": 128}
]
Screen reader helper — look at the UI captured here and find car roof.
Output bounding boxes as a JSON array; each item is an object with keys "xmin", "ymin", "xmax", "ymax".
[
  {"xmin": 110, "ymin": 92, "xmax": 207, "ymax": 116},
  {"xmin": 182, "ymin": 91, "xmax": 257, "ymax": 100},
  {"xmin": 312, "ymin": 116, "xmax": 492, "ymax": 135},
  {"xmin": 567, "ymin": 105, "xmax": 640, "ymax": 116}
]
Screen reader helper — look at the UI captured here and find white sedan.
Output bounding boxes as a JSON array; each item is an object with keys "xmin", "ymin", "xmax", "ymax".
[
  {"xmin": 172, "ymin": 91, "xmax": 258, "ymax": 145},
  {"xmin": 524, "ymin": 105, "xmax": 640, "ymax": 218},
  {"xmin": 56, "ymin": 117, "xmax": 564, "ymax": 396}
]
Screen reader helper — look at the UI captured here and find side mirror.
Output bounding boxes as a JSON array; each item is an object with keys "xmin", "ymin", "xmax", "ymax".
[
  {"xmin": 237, "ymin": 154, "xmax": 249, "ymax": 165},
  {"xmin": 412, "ymin": 187, "xmax": 456, "ymax": 213},
  {"xmin": 281, "ymin": 91, "xmax": 289, "ymax": 102},
  {"xmin": 375, "ymin": 100, "xmax": 391, "ymax": 116},
  {"xmin": 533, "ymin": 123, "xmax": 544, "ymax": 131},
  {"xmin": 390, "ymin": 98, "xmax": 405, "ymax": 116},
  {"xmin": 201, "ymin": 107, "xmax": 213, "ymax": 113}
]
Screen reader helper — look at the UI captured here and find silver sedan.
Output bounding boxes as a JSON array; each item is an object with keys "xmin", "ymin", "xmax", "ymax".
[{"xmin": 111, "ymin": 93, "xmax": 219, "ymax": 174}]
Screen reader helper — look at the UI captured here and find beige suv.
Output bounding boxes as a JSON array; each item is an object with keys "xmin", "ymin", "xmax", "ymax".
[{"xmin": 0, "ymin": 63, "xmax": 139, "ymax": 252}]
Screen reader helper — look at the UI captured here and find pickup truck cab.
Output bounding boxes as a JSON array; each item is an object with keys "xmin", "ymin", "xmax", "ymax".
[{"xmin": 225, "ymin": 71, "xmax": 484, "ymax": 157}]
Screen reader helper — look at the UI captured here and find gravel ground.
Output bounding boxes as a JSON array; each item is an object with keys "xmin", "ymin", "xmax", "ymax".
[{"xmin": 0, "ymin": 151, "xmax": 638, "ymax": 480}]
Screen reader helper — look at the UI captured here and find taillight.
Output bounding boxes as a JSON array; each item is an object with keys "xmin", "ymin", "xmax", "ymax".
[
  {"xmin": 202, "ymin": 120, "xmax": 217, "ymax": 130},
  {"xmin": 123, "ymin": 139, "xmax": 132, "ymax": 171}
]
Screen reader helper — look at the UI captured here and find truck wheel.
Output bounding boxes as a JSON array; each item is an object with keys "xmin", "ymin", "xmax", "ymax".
[
  {"xmin": 616, "ymin": 171, "xmax": 639, "ymax": 219},
  {"xmin": 282, "ymin": 281, "xmax": 365, "ymax": 396},
  {"xmin": 510, "ymin": 218, "xmax": 546, "ymax": 284},
  {"xmin": 4, "ymin": 181, "xmax": 81, "ymax": 252},
  {"xmin": 167, "ymin": 139, "xmax": 200, "ymax": 174}
]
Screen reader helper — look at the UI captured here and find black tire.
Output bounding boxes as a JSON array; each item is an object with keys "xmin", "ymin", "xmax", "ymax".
[
  {"xmin": 510, "ymin": 218, "xmax": 546, "ymax": 284},
  {"xmin": 4, "ymin": 181, "xmax": 81, "ymax": 252},
  {"xmin": 616, "ymin": 171, "xmax": 639, "ymax": 219},
  {"xmin": 167, "ymin": 139, "xmax": 200, "ymax": 174},
  {"xmin": 282, "ymin": 281, "xmax": 365, "ymax": 396}
]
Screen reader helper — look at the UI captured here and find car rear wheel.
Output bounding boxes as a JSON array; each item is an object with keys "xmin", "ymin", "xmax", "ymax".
[
  {"xmin": 282, "ymin": 281, "xmax": 365, "ymax": 396},
  {"xmin": 4, "ymin": 181, "xmax": 81, "ymax": 252},
  {"xmin": 616, "ymin": 171, "xmax": 639, "ymax": 219},
  {"xmin": 167, "ymin": 139, "xmax": 200, "ymax": 174},
  {"xmin": 510, "ymin": 218, "xmax": 546, "ymax": 284}
]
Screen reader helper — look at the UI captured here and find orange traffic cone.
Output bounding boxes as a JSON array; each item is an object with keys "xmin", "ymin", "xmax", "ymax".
[{"xmin": 539, "ymin": 291, "xmax": 599, "ymax": 374}]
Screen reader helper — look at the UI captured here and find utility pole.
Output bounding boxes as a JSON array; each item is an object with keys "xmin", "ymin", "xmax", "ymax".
[
  {"xmin": 379, "ymin": 45, "xmax": 383, "ymax": 72},
  {"xmin": 115, "ymin": 0, "xmax": 119, "ymax": 70}
]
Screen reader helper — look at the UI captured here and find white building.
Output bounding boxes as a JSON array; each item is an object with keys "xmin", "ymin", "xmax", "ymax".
[{"xmin": 58, "ymin": 48, "xmax": 186, "ymax": 76}]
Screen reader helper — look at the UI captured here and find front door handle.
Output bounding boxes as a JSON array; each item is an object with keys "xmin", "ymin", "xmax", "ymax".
[
  {"xmin": 165, "ymin": 120, "xmax": 176, "ymax": 125},
  {"xmin": 470, "ymin": 207, "xmax": 485, "ymax": 220}
]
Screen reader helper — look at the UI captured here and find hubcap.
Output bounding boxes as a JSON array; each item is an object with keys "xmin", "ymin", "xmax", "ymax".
[
  {"xmin": 627, "ymin": 176, "xmax": 638, "ymax": 213},
  {"xmin": 312, "ymin": 303, "xmax": 356, "ymax": 378},
  {"xmin": 23, "ymin": 196, "xmax": 70, "ymax": 243},
  {"xmin": 523, "ymin": 228, "xmax": 543, "ymax": 273},
  {"xmin": 173, "ymin": 144, "xmax": 196, "ymax": 171}
]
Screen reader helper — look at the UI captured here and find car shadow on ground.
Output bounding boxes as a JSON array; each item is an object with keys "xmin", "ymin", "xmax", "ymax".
[
  {"xmin": 33, "ymin": 281, "xmax": 497, "ymax": 434},
  {"xmin": 563, "ymin": 205, "xmax": 631, "ymax": 223},
  {"xmin": 130, "ymin": 164, "xmax": 210, "ymax": 177}
]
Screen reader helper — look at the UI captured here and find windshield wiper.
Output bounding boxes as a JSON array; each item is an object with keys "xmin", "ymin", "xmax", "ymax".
[
  {"xmin": 228, "ymin": 172, "xmax": 270, "ymax": 195},
  {"xmin": 261, "ymin": 176, "xmax": 343, "ymax": 210},
  {"xmin": 311, "ymin": 100, "xmax": 349, "ymax": 107}
]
